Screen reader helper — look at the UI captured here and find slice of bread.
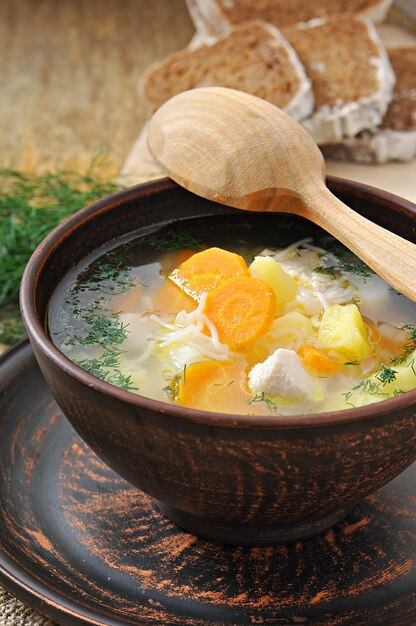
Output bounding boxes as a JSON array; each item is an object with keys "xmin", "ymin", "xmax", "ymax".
[
  {"xmin": 186, "ymin": 0, "xmax": 393, "ymax": 37},
  {"xmin": 322, "ymin": 46, "xmax": 416, "ymax": 162},
  {"xmin": 280, "ymin": 16, "xmax": 396, "ymax": 144},
  {"xmin": 141, "ymin": 20, "xmax": 313, "ymax": 121}
]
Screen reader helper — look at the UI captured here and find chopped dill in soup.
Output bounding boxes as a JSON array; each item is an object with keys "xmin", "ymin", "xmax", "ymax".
[{"xmin": 49, "ymin": 216, "xmax": 416, "ymax": 415}]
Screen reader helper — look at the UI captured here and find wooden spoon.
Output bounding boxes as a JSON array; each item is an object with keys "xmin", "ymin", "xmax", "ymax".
[{"xmin": 147, "ymin": 87, "xmax": 416, "ymax": 301}]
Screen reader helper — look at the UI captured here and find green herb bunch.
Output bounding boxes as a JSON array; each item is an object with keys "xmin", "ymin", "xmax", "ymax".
[{"xmin": 0, "ymin": 163, "xmax": 120, "ymax": 345}]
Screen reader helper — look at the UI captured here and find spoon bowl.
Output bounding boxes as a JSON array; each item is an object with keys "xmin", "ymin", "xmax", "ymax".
[{"xmin": 148, "ymin": 86, "xmax": 416, "ymax": 301}]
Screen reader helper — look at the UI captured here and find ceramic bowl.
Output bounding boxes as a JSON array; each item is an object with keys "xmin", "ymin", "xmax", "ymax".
[{"xmin": 20, "ymin": 177, "xmax": 416, "ymax": 545}]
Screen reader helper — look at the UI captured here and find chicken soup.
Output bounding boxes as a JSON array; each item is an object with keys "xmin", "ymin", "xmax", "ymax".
[{"xmin": 48, "ymin": 215, "xmax": 416, "ymax": 415}]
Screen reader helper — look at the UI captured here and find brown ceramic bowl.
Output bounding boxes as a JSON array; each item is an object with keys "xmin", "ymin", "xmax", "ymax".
[{"xmin": 20, "ymin": 177, "xmax": 416, "ymax": 546}]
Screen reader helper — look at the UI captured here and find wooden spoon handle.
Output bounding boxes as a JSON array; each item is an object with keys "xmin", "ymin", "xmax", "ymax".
[{"xmin": 304, "ymin": 184, "xmax": 416, "ymax": 301}]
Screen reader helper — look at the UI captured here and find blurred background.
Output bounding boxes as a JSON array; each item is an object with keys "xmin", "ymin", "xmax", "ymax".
[
  {"xmin": 0, "ymin": 0, "xmax": 194, "ymax": 175},
  {"xmin": 1, "ymin": 0, "xmax": 414, "ymax": 186}
]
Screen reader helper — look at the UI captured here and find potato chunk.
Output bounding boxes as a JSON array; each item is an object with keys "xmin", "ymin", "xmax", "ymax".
[
  {"xmin": 249, "ymin": 256, "xmax": 296, "ymax": 306},
  {"xmin": 316, "ymin": 303, "xmax": 371, "ymax": 361}
]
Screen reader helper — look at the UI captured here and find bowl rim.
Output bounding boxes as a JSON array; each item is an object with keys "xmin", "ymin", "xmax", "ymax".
[{"xmin": 20, "ymin": 175, "xmax": 416, "ymax": 430}]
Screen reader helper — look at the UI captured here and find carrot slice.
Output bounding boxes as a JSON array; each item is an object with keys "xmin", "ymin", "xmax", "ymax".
[
  {"xmin": 175, "ymin": 360, "xmax": 248, "ymax": 411},
  {"xmin": 169, "ymin": 247, "xmax": 249, "ymax": 300},
  {"xmin": 203, "ymin": 276, "xmax": 276, "ymax": 349},
  {"xmin": 176, "ymin": 361, "xmax": 227, "ymax": 408},
  {"xmin": 298, "ymin": 344, "xmax": 339, "ymax": 375}
]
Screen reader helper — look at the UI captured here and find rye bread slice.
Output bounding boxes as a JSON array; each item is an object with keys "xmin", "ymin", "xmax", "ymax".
[
  {"xmin": 281, "ymin": 15, "xmax": 395, "ymax": 144},
  {"xmin": 141, "ymin": 20, "xmax": 313, "ymax": 121},
  {"xmin": 186, "ymin": 0, "xmax": 393, "ymax": 37},
  {"xmin": 322, "ymin": 46, "xmax": 416, "ymax": 162}
]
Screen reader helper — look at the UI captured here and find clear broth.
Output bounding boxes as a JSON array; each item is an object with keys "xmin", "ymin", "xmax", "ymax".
[{"xmin": 48, "ymin": 215, "xmax": 416, "ymax": 415}]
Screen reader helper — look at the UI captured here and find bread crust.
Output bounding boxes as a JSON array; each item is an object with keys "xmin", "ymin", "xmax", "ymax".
[
  {"xmin": 322, "ymin": 46, "xmax": 416, "ymax": 162},
  {"xmin": 141, "ymin": 20, "xmax": 314, "ymax": 121},
  {"xmin": 284, "ymin": 16, "xmax": 396, "ymax": 144},
  {"xmin": 185, "ymin": 0, "xmax": 393, "ymax": 36}
]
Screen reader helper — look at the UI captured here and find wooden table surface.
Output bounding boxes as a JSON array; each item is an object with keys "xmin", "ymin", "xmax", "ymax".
[{"xmin": 0, "ymin": 0, "xmax": 194, "ymax": 175}]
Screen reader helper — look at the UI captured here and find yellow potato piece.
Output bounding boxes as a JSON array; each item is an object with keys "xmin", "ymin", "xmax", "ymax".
[
  {"xmin": 249, "ymin": 256, "xmax": 296, "ymax": 306},
  {"xmin": 246, "ymin": 311, "xmax": 313, "ymax": 365},
  {"xmin": 316, "ymin": 304, "xmax": 372, "ymax": 361},
  {"xmin": 381, "ymin": 357, "xmax": 416, "ymax": 395}
]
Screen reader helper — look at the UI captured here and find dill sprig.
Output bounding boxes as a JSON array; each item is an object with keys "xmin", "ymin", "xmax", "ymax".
[
  {"xmin": 146, "ymin": 229, "xmax": 204, "ymax": 251},
  {"xmin": 390, "ymin": 324, "xmax": 416, "ymax": 366},
  {"xmin": 163, "ymin": 373, "xmax": 181, "ymax": 400},
  {"xmin": 63, "ymin": 303, "xmax": 129, "ymax": 347},
  {"xmin": 0, "ymin": 165, "xmax": 120, "ymax": 308},
  {"xmin": 75, "ymin": 255, "xmax": 139, "ymax": 295},
  {"xmin": 313, "ymin": 265, "xmax": 338, "ymax": 278},
  {"xmin": 317, "ymin": 239, "xmax": 373, "ymax": 280},
  {"xmin": 375, "ymin": 364, "xmax": 397, "ymax": 385},
  {"xmin": 343, "ymin": 363, "xmax": 398, "ymax": 405},
  {"xmin": 247, "ymin": 391, "xmax": 279, "ymax": 413},
  {"xmin": 75, "ymin": 347, "xmax": 137, "ymax": 392}
]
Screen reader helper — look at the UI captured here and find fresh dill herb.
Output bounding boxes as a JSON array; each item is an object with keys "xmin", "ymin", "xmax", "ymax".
[
  {"xmin": 317, "ymin": 238, "xmax": 373, "ymax": 280},
  {"xmin": 62, "ymin": 296, "xmax": 129, "ymax": 348},
  {"xmin": 75, "ymin": 313, "xmax": 129, "ymax": 347},
  {"xmin": 75, "ymin": 347, "xmax": 137, "ymax": 391},
  {"xmin": 75, "ymin": 254, "xmax": 138, "ymax": 295},
  {"xmin": 163, "ymin": 365, "xmax": 186, "ymax": 400},
  {"xmin": 343, "ymin": 391, "xmax": 354, "ymax": 403},
  {"xmin": 342, "ymin": 356, "xmax": 412, "ymax": 405},
  {"xmin": 0, "ymin": 165, "xmax": 120, "ymax": 307},
  {"xmin": 163, "ymin": 373, "xmax": 181, "ymax": 400},
  {"xmin": 343, "ymin": 363, "xmax": 398, "ymax": 403},
  {"xmin": 321, "ymin": 239, "xmax": 349, "ymax": 260},
  {"xmin": 390, "ymin": 324, "xmax": 416, "ymax": 366},
  {"xmin": 0, "ymin": 164, "xmax": 122, "ymax": 346},
  {"xmin": 343, "ymin": 360, "xmax": 358, "ymax": 366},
  {"xmin": 375, "ymin": 364, "xmax": 397, "ymax": 386},
  {"xmin": 313, "ymin": 265, "xmax": 337, "ymax": 278},
  {"xmin": 355, "ymin": 379, "xmax": 386, "ymax": 395},
  {"xmin": 247, "ymin": 391, "xmax": 279, "ymax": 413},
  {"xmin": 337, "ymin": 261, "xmax": 372, "ymax": 279},
  {"xmin": 146, "ymin": 229, "xmax": 204, "ymax": 251},
  {"xmin": 401, "ymin": 324, "xmax": 416, "ymax": 341}
]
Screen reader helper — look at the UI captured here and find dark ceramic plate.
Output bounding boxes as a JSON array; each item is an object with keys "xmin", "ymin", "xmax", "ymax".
[{"xmin": 0, "ymin": 341, "xmax": 415, "ymax": 626}]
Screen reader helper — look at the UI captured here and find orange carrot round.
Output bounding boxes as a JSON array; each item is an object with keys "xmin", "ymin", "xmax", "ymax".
[
  {"xmin": 169, "ymin": 247, "xmax": 249, "ymax": 300},
  {"xmin": 175, "ymin": 360, "xmax": 248, "ymax": 411},
  {"xmin": 176, "ymin": 361, "xmax": 227, "ymax": 408},
  {"xmin": 203, "ymin": 276, "xmax": 276, "ymax": 349},
  {"xmin": 298, "ymin": 344, "xmax": 339, "ymax": 375}
]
